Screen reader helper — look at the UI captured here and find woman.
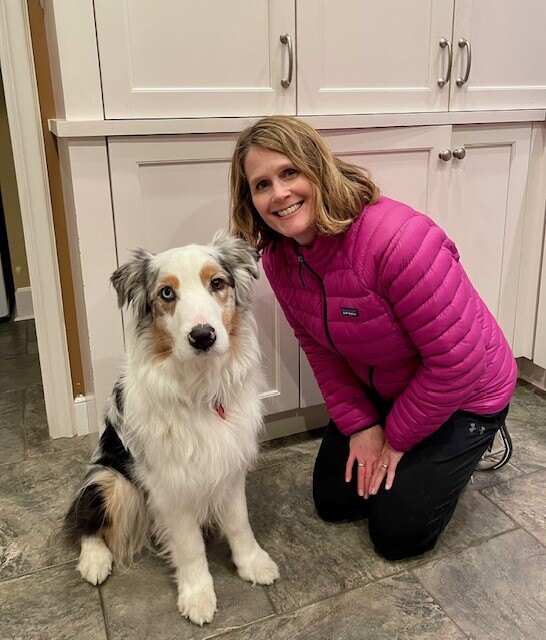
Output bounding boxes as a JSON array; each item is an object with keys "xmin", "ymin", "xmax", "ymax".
[{"xmin": 230, "ymin": 116, "xmax": 516, "ymax": 561}]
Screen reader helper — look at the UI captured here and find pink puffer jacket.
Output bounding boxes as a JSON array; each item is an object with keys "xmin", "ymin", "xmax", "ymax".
[{"xmin": 262, "ymin": 196, "xmax": 517, "ymax": 451}]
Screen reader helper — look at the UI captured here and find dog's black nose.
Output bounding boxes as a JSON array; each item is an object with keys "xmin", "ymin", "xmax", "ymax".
[{"xmin": 188, "ymin": 324, "xmax": 216, "ymax": 351}]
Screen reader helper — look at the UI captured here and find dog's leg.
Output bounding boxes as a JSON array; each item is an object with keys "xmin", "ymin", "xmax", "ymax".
[
  {"xmin": 155, "ymin": 506, "xmax": 217, "ymax": 626},
  {"xmin": 220, "ymin": 473, "xmax": 279, "ymax": 585},
  {"xmin": 77, "ymin": 535, "xmax": 113, "ymax": 585}
]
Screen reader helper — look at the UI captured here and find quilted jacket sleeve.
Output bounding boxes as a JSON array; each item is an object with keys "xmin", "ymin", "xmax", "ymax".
[
  {"xmin": 377, "ymin": 211, "xmax": 487, "ymax": 451},
  {"xmin": 263, "ymin": 255, "xmax": 381, "ymax": 436}
]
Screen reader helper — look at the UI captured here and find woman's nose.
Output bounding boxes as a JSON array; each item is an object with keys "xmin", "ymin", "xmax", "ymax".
[{"xmin": 271, "ymin": 181, "xmax": 290, "ymax": 201}]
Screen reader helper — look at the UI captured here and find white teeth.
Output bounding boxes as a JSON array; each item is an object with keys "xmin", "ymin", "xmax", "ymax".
[{"xmin": 276, "ymin": 202, "xmax": 302, "ymax": 217}]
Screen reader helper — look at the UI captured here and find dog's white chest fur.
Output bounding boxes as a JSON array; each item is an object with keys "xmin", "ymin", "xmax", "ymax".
[{"xmin": 122, "ymin": 364, "xmax": 263, "ymax": 521}]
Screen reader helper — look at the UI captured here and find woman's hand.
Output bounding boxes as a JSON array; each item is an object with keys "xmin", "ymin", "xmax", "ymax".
[
  {"xmin": 345, "ymin": 425, "xmax": 384, "ymax": 499},
  {"xmin": 369, "ymin": 440, "xmax": 404, "ymax": 495}
]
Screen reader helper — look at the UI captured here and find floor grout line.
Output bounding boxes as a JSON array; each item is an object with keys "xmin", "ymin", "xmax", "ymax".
[{"xmin": 0, "ymin": 558, "xmax": 78, "ymax": 585}]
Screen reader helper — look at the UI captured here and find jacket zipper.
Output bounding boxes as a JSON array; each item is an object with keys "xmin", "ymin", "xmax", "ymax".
[
  {"xmin": 294, "ymin": 247, "xmax": 341, "ymax": 354},
  {"xmin": 297, "ymin": 256, "xmax": 306, "ymax": 287}
]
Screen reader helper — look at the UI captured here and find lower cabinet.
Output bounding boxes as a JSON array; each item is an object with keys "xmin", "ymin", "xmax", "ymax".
[{"xmin": 108, "ymin": 123, "xmax": 535, "ymax": 416}]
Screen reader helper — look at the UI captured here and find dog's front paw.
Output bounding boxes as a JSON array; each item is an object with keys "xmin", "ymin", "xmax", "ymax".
[
  {"xmin": 237, "ymin": 547, "xmax": 280, "ymax": 585},
  {"xmin": 177, "ymin": 584, "xmax": 217, "ymax": 626}
]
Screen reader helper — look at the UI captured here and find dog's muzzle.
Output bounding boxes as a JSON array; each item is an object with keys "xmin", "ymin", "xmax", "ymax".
[{"xmin": 188, "ymin": 324, "xmax": 217, "ymax": 351}]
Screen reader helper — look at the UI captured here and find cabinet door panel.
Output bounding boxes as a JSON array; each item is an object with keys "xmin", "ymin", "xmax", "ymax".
[
  {"xmin": 107, "ymin": 136, "xmax": 299, "ymax": 414},
  {"xmin": 95, "ymin": 0, "xmax": 295, "ymax": 118},
  {"xmin": 300, "ymin": 126, "xmax": 452, "ymax": 407},
  {"xmin": 446, "ymin": 125, "xmax": 532, "ymax": 349},
  {"xmin": 297, "ymin": 0, "xmax": 454, "ymax": 115},
  {"xmin": 451, "ymin": 0, "xmax": 546, "ymax": 110}
]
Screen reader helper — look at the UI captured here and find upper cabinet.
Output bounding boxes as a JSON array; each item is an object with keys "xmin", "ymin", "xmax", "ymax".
[
  {"xmin": 92, "ymin": 0, "xmax": 546, "ymax": 119},
  {"xmin": 93, "ymin": 0, "xmax": 296, "ymax": 118},
  {"xmin": 297, "ymin": 0, "xmax": 455, "ymax": 115},
  {"xmin": 449, "ymin": 0, "xmax": 546, "ymax": 111}
]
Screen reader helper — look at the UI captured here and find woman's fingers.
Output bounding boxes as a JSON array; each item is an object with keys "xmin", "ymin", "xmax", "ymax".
[
  {"xmin": 357, "ymin": 462, "xmax": 366, "ymax": 496},
  {"xmin": 385, "ymin": 456, "xmax": 400, "ymax": 491},
  {"xmin": 345, "ymin": 450, "xmax": 356, "ymax": 483},
  {"xmin": 363, "ymin": 463, "xmax": 374, "ymax": 499},
  {"xmin": 369, "ymin": 463, "xmax": 387, "ymax": 495}
]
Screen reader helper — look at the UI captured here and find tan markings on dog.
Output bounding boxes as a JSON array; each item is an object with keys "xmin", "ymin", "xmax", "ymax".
[
  {"xmin": 91, "ymin": 468, "xmax": 149, "ymax": 568},
  {"xmin": 200, "ymin": 262, "xmax": 222, "ymax": 287},
  {"xmin": 201, "ymin": 262, "xmax": 233, "ymax": 305},
  {"xmin": 155, "ymin": 274, "xmax": 180, "ymax": 317},
  {"xmin": 150, "ymin": 321, "xmax": 174, "ymax": 361}
]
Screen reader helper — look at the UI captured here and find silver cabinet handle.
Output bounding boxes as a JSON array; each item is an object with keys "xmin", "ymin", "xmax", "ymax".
[
  {"xmin": 437, "ymin": 38, "xmax": 452, "ymax": 87},
  {"xmin": 453, "ymin": 147, "xmax": 466, "ymax": 159},
  {"xmin": 456, "ymin": 38, "xmax": 472, "ymax": 87},
  {"xmin": 439, "ymin": 149, "xmax": 452, "ymax": 161},
  {"xmin": 280, "ymin": 33, "xmax": 293, "ymax": 88}
]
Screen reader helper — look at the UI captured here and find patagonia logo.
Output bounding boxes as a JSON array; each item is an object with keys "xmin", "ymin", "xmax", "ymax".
[{"xmin": 341, "ymin": 307, "xmax": 359, "ymax": 317}]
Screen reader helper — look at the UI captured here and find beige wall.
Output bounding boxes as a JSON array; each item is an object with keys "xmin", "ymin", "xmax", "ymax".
[{"xmin": 0, "ymin": 70, "xmax": 30, "ymax": 290}]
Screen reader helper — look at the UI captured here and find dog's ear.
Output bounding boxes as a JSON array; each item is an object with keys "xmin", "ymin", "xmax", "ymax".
[
  {"xmin": 110, "ymin": 249, "xmax": 157, "ymax": 321},
  {"xmin": 211, "ymin": 230, "xmax": 259, "ymax": 307}
]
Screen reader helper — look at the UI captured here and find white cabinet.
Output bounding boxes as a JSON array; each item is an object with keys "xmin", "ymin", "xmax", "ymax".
[
  {"xmin": 450, "ymin": 0, "xmax": 546, "ymax": 111},
  {"xmin": 297, "ymin": 0, "xmax": 454, "ymax": 115},
  {"xmin": 107, "ymin": 135, "xmax": 300, "ymax": 415},
  {"xmin": 94, "ymin": 0, "xmax": 296, "ymax": 118},
  {"xmin": 90, "ymin": 0, "xmax": 546, "ymax": 119},
  {"xmin": 535, "ymin": 244, "xmax": 546, "ymax": 369},
  {"xmin": 446, "ymin": 125, "xmax": 532, "ymax": 347}
]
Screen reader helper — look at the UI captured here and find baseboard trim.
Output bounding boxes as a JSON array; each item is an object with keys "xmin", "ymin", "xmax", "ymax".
[
  {"xmin": 14, "ymin": 286, "xmax": 34, "ymax": 320},
  {"xmin": 264, "ymin": 404, "xmax": 329, "ymax": 441},
  {"xmin": 73, "ymin": 394, "xmax": 98, "ymax": 436}
]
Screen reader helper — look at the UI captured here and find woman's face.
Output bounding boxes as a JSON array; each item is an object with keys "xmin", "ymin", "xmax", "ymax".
[{"xmin": 244, "ymin": 145, "xmax": 317, "ymax": 245}]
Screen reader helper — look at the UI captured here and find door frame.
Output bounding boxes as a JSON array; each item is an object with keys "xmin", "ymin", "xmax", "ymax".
[{"xmin": 0, "ymin": 0, "xmax": 76, "ymax": 438}]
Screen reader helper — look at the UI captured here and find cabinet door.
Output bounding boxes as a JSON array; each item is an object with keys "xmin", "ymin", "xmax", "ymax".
[
  {"xmin": 107, "ymin": 136, "xmax": 299, "ymax": 414},
  {"xmin": 446, "ymin": 125, "xmax": 532, "ymax": 350},
  {"xmin": 534, "ymin": 239, "xmax": 546, "ymax": 368},
  {"xmin": 296, "ymin": 0, "xmax": 454, "ymax": 115},
  {"xmin": 450, "ymin": 0, "xmax": 546, "ymax": 110},
  {"xmin": 94, "ymin": 0, "xmax": 295, "ymax": 118},
  {"xmin": 300, "ymin": 125, "xmax": 453, "ymax": 407}
]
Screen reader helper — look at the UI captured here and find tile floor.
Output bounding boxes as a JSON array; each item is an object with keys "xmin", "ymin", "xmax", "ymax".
[{"xmin": 0, "ymin": 320, "xmax": 544, "ymax": 639}]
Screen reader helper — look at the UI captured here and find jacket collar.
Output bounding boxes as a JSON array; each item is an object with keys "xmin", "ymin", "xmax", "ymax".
[{"xmin": 288, "ymin": 230, "xmax": 346, "ymax": 278}]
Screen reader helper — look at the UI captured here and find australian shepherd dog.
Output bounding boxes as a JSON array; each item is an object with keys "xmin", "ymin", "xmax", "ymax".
[{"xmin": 63, "ymin": 231, "xmax": 279, "ymax": 626}]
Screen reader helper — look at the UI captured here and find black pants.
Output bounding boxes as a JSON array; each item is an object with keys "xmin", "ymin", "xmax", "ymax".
[{"xmin": 313, "ymin": 405, "xmax": 509, "ymax": 561}]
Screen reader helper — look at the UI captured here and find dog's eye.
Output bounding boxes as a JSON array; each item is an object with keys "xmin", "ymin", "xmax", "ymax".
[
  {"xmin": 210, "ymin": 278, "xmax": 225, "ymax": 291},
  {"xmin": 159, "ymin": 286, "xmax": 175, "ymax": 301}
]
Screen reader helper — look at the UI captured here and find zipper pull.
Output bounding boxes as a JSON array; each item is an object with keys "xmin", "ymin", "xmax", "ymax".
[{"xmin": 298, "ymin": 255, "xmax": 306, "ymax": 287}]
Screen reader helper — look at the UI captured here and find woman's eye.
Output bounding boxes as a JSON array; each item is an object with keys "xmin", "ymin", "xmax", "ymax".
[
  {"xmin": 255, "ymin": 180, "xmax": 268, "ymax": 191},
  {"xmin": 211, "ymin": 278, "xmax": 225, "ymax": 290},
  {"xmin": 160, "ymin": 286, "xmax": 175, "ymax": 301},
  {"xmin": 285, "ymin": 167, "xmax": 298, "ymax": 177}
]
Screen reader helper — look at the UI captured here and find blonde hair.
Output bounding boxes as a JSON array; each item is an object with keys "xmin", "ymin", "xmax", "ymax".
[{"xmin": 230, "ymin": 115, "xmax": 380, "ymax": 253}]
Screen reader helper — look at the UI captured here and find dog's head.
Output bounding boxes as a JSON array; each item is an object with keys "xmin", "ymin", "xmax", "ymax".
[{"xmin": 110, "ymin": 232, "xmax": 258, "ymax": 362}]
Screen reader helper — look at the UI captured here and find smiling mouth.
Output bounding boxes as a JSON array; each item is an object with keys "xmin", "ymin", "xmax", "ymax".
[{"xmin": 275, "ymin": 201, "xmax": 304, "ymax": 217}]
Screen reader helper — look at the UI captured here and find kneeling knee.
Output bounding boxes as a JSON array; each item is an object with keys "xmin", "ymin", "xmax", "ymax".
[
  {"xmin": 313, "ymin": 492, "xmax": 364, "ymax": 523},
  {"xmin": 369, "ymin": 522, "xmax": 438, "ymax": 561}
]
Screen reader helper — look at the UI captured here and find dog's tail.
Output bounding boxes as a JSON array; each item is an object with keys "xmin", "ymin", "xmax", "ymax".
[{"xmin": 63, "ymin": 465, "xmax": 149, "ymax": 569}]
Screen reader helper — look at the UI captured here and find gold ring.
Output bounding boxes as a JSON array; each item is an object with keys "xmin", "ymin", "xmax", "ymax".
[{"xmin": 381, "ymin": 463, "xmax": 389, "ymax": 469}]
